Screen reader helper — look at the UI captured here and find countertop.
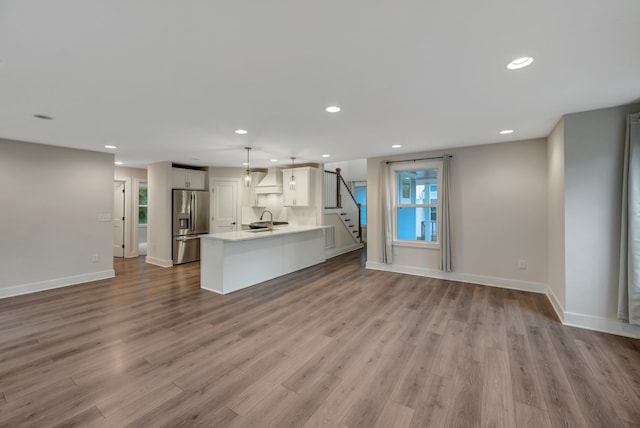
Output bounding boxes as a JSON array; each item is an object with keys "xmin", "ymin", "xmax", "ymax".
[{"xmin": 201, "ymin": 225, "xmax": 329, "ymax": 242}]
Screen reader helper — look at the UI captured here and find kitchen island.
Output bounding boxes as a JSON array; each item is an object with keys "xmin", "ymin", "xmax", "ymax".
[{"xmin": 200, "ymin": 225, "xmax": 328, "ymax": 294}]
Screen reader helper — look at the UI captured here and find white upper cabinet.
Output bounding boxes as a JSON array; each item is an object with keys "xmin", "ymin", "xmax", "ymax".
[
  {"xmin": 281, "ymin": 167, "xmax": 313, "ymax": 207},
  {"xmin": 171, "ymin": 168, "xmax": 206, "ymax": 190}
]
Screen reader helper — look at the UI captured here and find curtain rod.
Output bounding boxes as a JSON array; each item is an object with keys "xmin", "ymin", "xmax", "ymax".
[{"xmin": 385, "ymin": 155, "xmax": 452, "ymax": 165}]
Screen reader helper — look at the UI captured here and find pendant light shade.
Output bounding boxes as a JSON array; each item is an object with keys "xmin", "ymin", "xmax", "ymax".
[
  {"xmin": 244, "ymin": 147, "xmax": 252, "ymax": 188},
  {"xmin": 289, "ymin": 157, "xmax": 296, "ymax": 190}
]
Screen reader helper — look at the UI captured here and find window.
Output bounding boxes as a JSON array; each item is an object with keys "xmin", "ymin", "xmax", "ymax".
[
  {"xmin": 392, "ymin": 161, "xmax": 440, "ymax": 246},
  {"xmin": 354, "ymin": 184, "xmax": 367, "ymax": 225},
  {"xmin": 138, "ymin": 182, "xmax": 148, "ymax": 225}
]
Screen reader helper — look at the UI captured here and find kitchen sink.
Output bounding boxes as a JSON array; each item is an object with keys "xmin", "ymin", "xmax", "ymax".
[
  {"xmin": 248, "ymin": 221, "xmax": 288, "ymax": 229},
  {"xmin": 246, "ymin": 228, "xmax": 273, "ymax": 233}
]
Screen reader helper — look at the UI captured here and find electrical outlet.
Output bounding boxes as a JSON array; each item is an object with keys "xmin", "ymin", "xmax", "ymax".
[
  {"xmin": 91, "ymin": 254, "xmax": 99, "ymax": 263},
  {"xmin": 518, "ymin": 259, "xmax": 526, "ymax": 270}
]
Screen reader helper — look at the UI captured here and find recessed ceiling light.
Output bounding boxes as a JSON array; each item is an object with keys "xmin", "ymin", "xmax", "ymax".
[
  {"xmin": 114, "ymin": 161, "xmax": 123, "ymax": 165},
  {"xmin": 242, "ymin": 162, "xmax": 249, "ymax": 166},
  {"xmin": 270, "ymin": 159, "xmax": 278, "ymax": 162},
  {"xmin": 499, "ymin": 129, "xmax": 514, "ymax": 135},
  {"xmin": 235, "ymin": 129, "xmax": 248, "ymax": 135},
  {"xmin": 506, "ymin": 57, "xmax": 534, "ymax": 70},
  {"xmin": 33, "ymin": 114, "xmax": 53, "ymax": 120},
  {"xmin": 322, "ymin": 154, "xmax": 330, "ymax": 158},
  {"xmin": 104, "ymin": 145, "xmax": 117, "ymax": 149},
  {"xmin": 325, "ymin": 106, "xmax": 341, "ymax": 113},
  {"xmin": 391, "ymin": 144, "xmax": 402, "ymax": 148}
]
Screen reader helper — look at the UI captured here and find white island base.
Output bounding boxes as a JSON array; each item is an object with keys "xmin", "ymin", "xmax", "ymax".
[{"xmin": 200, "ymin": 226, "xmax": 327, "ymax": 294}]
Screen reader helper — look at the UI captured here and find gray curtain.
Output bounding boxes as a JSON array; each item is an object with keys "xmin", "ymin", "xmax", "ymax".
[
  {"xmin": 440, "ymin": 154, "xmax": 452, "ymax": 271},
  {"xmin": 618, "ymin": 112, "xmax": 640, "ymax": 325},
  {"xmin": 381, "ymin": 162, "xmax": 394, "ymax": 264}
]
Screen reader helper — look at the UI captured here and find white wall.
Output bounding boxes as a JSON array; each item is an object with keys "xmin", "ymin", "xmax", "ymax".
[
  {"xmin": 562, "ymin": 103, "xmax": 640, "ymax": 336},
  {"xmin": 146, "ymin": 161, "xmax": 172, "ymax": 267},
  {"xmin": 0, "ymin": 139, "xmax": 114, "ymax": 297},
  {"xmin": 114, "ymin": 166, "xmax": 147, "ymax": 258},
  {"xmin": 325, "ymin": 159, "xmax": 367, "ymax": 182},
  {"xmin": 367, "ymin": 139, "xmax": 548, "ymax": 290},
  {"xmin": 547, "ymin": 118, "xmax": 566, "ymax": 313}
]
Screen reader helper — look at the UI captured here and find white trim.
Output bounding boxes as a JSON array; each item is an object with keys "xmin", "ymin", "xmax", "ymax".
[
  {"xmin": 145, "ymin": 256, "xmax": 173, "ymax": 268},
  {"xmin": 545, "ymin": 286, "xmax": 565, "ymax": 322},
  {"xmin": 0, "ymin": 270, "xmax": 115, "ymax": 299},
  {"xmin": 365, "ymin": 262, "xmax": 547, "ymax": 293},
  {"xmin": 563, "ymin": 312, "xmax": 640, "ymax": 339},
  {"xmin": 325, "ymin": 243, "xmax": 364, "ymax": 259}
]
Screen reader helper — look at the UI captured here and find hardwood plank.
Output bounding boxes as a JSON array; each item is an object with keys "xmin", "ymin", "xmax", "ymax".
[
  {"xmin": 481, "ymin": 348, "xmax": 516, "ymax": 428},
  {"xmin": 514, "ymin": 402, "xmax": 552, "ymax": 428},
  {"xmin": 408, "ymin": 374, "xmax": 454, "ymax": 428},
  {"xmin": 373, "ymin": 400, "xmax": 414, "ymax": 428}
]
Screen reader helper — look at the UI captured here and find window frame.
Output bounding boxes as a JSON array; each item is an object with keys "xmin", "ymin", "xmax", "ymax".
[{"xmin": 390, "ymin": 160, "xmax": 441, "ymax": 249}]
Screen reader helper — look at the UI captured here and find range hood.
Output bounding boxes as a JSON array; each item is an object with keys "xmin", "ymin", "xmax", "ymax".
[{"xmin": 255, "ymin": 168, "xmax": 283, "ymax": 194}]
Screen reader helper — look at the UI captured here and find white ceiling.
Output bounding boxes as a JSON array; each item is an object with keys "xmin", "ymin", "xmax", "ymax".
[{"xmin": 1, "ymin": 1, "xmax": 639, "ymax": 169}]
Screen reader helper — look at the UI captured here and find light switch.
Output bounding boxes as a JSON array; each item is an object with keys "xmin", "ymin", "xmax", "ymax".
[{"xmin": 98, "ymin": 213, "xmax": 112, "ymax": 222}]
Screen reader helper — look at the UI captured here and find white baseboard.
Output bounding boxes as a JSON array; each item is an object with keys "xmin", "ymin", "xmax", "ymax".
[
  {"xmin": 365, "ymin": 262, "xmax": 547, "ymax": 294},
  {"xmin": 545, "ymin": 286, "xmax": 565, "ymax": 322},
  {"xmin": 326, "ymin": 243, "xmax": 364, "ymax": 259},
  {"xmin": 145, "ymin": 256, "xmax": 173, "ymax": 268},
  {"xmin": 563, "ymin": 312, "xmax": 640, "ymax": 339},
  {"xmin": 0, "ymin": 270, "xmax": 115, "ymax": 299}
]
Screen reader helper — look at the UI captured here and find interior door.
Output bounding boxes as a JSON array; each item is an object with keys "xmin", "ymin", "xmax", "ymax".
[
  {"xmin": 113, "ymin": 181, "xmax": 125, "ymax": 257},
  {"xmin": 211, "ymin": 179, "xmax": 238, "ymax": 232}
]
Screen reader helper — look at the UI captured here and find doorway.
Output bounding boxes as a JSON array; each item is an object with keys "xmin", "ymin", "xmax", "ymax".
[
  {"xmin": 113, "ymin": 181, "xmax": 125, "ymax": 257},
  {"xmin": 138, "ymin": 181, "xmax": 148, "ymax": 256},
  {"xmin": 210, "ymin": 178, "xmax": 239, "ymax": 233}
]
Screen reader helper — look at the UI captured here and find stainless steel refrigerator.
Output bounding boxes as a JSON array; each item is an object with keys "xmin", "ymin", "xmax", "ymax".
[{"xmin": 173, "ymin": 189, "xmax": 209, "ymax": 265}]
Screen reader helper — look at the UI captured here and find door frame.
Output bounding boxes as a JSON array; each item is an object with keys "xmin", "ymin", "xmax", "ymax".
[
  {"xmin": 113, "ymin": 177, "xmax": 134, "ymax": 257},
  {"xmin": 113, "ymin": 180, "xmax": 127, "ymax": 258},
  {"xmin": 210, "ymin": 177, "xmax": 241, "ymax": 232}
]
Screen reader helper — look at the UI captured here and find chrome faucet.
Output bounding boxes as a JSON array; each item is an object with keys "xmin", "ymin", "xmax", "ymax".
[{"xmin": 259, "ymin": 210, "xmax": 274, "ymax": 231}]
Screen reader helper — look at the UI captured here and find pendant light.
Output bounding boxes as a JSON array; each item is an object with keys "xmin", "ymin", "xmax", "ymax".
[
  {"xmin": 244, "ymin": 147, "xmax": 252, "ymax": 188},
  {"xmin": 289, "ymin": 157, "xmax": 296, "ymax": 190}
]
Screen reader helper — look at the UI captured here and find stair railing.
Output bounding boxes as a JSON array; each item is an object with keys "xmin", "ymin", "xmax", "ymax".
[{"xmin": 323, "ymin": 168, "xmax": 362, "ymax": 243}]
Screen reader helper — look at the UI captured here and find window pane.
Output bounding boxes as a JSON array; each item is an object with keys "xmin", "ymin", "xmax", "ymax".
[
  {"xmin": 397, "ymin": 207, "xmax": 437, "ymax": 242},
  {"xmin": 397, "ymin": 170, "xmax": 437, "ymax": 204},
  {"xmin": 139, "ymin": 183, "xmax": 148, "ymax": 205},
  {"xmin": 360, "ymin": 205, "xmax": 367, "ymax": 225},
  {"xmin": 139, "ymin": 207, "xmax": 147, "ymax": 225},
  {"xmin": 354, "ymin": 186, "xmax": 366, "ymax": 204}
]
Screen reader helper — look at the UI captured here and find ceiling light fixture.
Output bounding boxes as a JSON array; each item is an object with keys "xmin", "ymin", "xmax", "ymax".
[
  {"xmin": 391, "ymin": 144, "xmax": 402, "ymax": 148},
  {"xmin": 33, "ymin": 114, "xmax": 53, "ymax": 120},
  {"xmin": 322, "ymin": 154, "xmax": 330, "ymax": 158},
  {"xmin": 244, "ymin": 147, "xmax": 252, "ymax": 188},
  {"xmin": 235, "ymin": 129, "xmax": 248, "ymax": 135},
  {"xmin": 325, "ymin": 106, "xmax": 341, "ymax": 113},
  {"xmin": 114, "ymin": 161, "xmax": 123, "ymax": 165},
  {"xmin": 499, "ymin": 129, "xmax": 514, "ymax": 135},
  {"xmin": 289, "ymin": 157, "xmax": 296, "ymax": 190},
  {"xmin": 104, "ymin": 145, "xmax": 117, "ymax": 149},
  {"xmin": 506, "ymin": 57, "xmax": 534, "ymax": 70},
  {"xmin": 270, "ymin": 159, "xmax": 278, "ymax": 162}
]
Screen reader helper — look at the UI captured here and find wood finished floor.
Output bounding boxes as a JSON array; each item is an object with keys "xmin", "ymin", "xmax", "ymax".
[{"xmin": 1, "ymin": 250, "xmax": 640, "ymax": 428}]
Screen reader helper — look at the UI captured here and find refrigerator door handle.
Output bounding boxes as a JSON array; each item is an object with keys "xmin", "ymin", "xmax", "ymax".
[
  {"xmin": 190, "ymin": 193, "xmax": 195, "ymax": 233},
  {"xmin": 176, "ymin": 236, "xmax": 200, "ymax": 241}
]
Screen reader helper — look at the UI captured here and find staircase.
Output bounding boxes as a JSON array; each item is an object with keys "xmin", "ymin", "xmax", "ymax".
[
  {"xmin": 339, "ymin": 212, "xmax": 361, "ymax": 242},
  {"xmin": 324, "ymin": 168, "xmax": 362, "ymax": 244}
]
